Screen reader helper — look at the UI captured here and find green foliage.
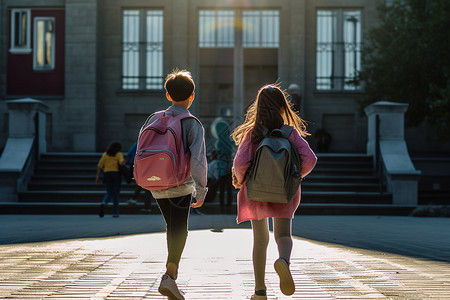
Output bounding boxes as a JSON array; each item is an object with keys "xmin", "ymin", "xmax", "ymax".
[{"xmin": 360, "ymin": 0, "xmax": 450, "ymax": 140}]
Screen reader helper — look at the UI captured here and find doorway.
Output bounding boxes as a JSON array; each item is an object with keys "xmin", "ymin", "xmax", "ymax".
[{"xmin": 198, "ymin": 9, "xmax": 280, "ymax": 135}]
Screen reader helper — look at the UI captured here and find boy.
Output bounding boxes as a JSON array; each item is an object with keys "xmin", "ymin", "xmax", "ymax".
[{"xmin": 146, "ymin": 69, "xmax": 207, "ymax": 300}]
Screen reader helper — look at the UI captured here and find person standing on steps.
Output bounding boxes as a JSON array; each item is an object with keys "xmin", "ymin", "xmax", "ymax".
[{"xmin": 96, "ymin": 141, "xmax": 125, "ymax": 218}]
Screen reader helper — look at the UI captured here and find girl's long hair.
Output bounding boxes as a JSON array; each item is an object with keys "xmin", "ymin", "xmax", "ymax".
[{"xmin": 231, "ymin": 84, "xmax": 308, "ymax": 145}]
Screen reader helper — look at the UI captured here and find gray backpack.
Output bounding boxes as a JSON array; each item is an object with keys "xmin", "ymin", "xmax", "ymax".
[{"xmin": 246, "ymin": 125, "xmax": 302, "ymax": 203}]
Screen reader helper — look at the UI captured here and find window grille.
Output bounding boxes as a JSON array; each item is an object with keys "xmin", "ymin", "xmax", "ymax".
[
  {"xmin": 199, "ymin": 10, "xmax": 234, "ymax": 48},
  {"xmin": 199, "ymin": 9, "xmax": 279, "ymax": 48},
  {"xmin": 316, "ymin": 10, "xmax": 362, "ymax": 91},
  {"xmin": 122, "ymin": 9, "xmax": 163, "ymax": 90},
  {"xmin": 243, "ymin": 10, "xmax": 279, "ymax": 48}
]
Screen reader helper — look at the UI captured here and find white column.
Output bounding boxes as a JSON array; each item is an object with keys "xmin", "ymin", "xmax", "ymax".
[{"xmin": 233, "ymin": 10, "xmax": 244, "ymax": 123}]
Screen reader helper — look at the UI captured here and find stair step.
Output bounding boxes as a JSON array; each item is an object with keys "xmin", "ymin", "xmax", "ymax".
[
  {"xmin": 35, "ymin": 169, "xmax": 98, "ymax": 176},
  {"xmin": 311, "ymin": 168, "xmax": 374, "ymax": 176},
  {"xmin": 306, "ymin": 175, "xmax": 379, "ymax": 184},
  {"xmin": 302, "ymin": 182, "xmax": 382, "ymax": 192},
  {"xmin": 316, "ymin": 155, "xmax": 372, "ymax": 162},
  {"xmin": 31, "ymin": 174, "xmax": 97, "ymax": 180},
  {"xmin": 19, "ymin": 190, "xmax": 136, "ymax": 202},
  {"xmin": 27, "ymin": 183, "xmax": 137, "ymax": 191},
  {"xmin": 314, "ymin": 161, "xmax": 373, "ymax": 167},
  {"xmin": 301, "ymin": 191, "xmax": 391, "ymax": 204},
  {"xmin": 41, "ymin": 152, "xmax": 102, "ymax": 158},
  {"xmin": 37, "ymin": 165, "xmax": 97, "ymax": 171}
]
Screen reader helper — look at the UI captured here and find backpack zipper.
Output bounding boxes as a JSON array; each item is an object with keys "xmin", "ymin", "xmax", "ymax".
[
  {"xmin": 140, "ymin": 126, "xmax": 181, "ymax": 153},
  {"xmin": 137, "ymin": 149, "xmax": 176, "ymax": 166}
]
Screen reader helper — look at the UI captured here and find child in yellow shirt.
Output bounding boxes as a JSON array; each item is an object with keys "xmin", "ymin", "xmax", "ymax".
[{"xmin": 96, "ymin": 141, "xmax": 125, "ymax": 217}]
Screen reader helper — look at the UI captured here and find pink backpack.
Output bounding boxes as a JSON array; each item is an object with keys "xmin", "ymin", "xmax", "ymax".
[{"xmin": 133, "ymin": 110, "xmax": 199, "ymax": 191}]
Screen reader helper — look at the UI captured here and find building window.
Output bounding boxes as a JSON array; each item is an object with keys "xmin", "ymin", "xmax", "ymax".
[
  {"xmin": 243, "ymin": 10, "xmax": 279, "ymax": 48},
  {"xmin": 122, "ymin": 9, "xmax": 163, "ymax": 90},
  {"xmin": 33, "ymin": 17, "xmax": 55, "ymax": 70},
  {"xmin": 316, "ymin": 10, "xmax": 362, "ymax": 91},
  {"xmin": 10, "ymin": 9, "xmax": 31, "ymax": 53},
  {"xmin": 199, "ymin": 10, "xmax": 235, "ymax": 48},
  {"xmin": 199, "ymin": 9, "xmax": 279, "ymax": 48}
]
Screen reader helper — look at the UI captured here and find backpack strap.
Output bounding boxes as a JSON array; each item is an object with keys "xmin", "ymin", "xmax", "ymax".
[
  {"xmin": 141, "ymin": 110, "xmax": 164, "ymax": 128},
  {"xmin": 174, "ymin": 111, "xmax": 202, "ymax": 126},
  {"xmin": 279, "ymin": 125, "xmax": 294, "ymax": 139},
  {"xmin": 140, "ymin": 109, "xmax": 202, "ymax": 137},
  {"xmin": 268, "ymin": 125, "xmax": 294, "ymax": 139},
  {"xmin": 174, "ymin": 112, "xmax": 203, "ymax": 153},
  {"xmin": 141, "ymin": 109, "xmax": 200, "ymax": 127}
]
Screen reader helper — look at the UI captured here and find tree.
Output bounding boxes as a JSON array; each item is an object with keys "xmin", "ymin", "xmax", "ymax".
[{"xmin": 360, "ymin": 0, "xmax": 450, "ymax": 140}]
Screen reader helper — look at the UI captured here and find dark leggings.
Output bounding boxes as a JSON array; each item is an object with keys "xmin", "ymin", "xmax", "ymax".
[
  {"xmin": 102, "ymin": 172, "xmax": 121, "ymax": 215},
  {"xmin": 156, "ymin": 195, "xmax": 192, "ymax": 267}
]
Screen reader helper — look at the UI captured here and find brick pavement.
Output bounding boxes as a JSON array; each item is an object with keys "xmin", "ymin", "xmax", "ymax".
[{"xmin": 0, "ymin": 215, "xmax": 449, "ymax": 299}]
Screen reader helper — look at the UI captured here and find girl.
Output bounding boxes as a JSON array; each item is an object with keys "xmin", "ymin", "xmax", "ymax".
[
  {"xmin": 231, "ymin": 84, "xmax": 317, "ymax": 299},
  {"xmin": 96, "ymin": 141, "xmax": 125, "ymax": 218}
]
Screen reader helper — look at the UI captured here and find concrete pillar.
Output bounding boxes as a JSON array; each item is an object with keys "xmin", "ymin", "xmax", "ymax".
[
  {"xmin": 365, "ymin": 101, "xmax": 408, "ymax": 156},
  {"xmin": 64, "ymin": 0, "xmax": 97, "ymax": 151},
  {"xmin": 233, "ymin": 10, "xmax": 244, "ymax": 122},
  {"xmin": 365, "ymin": 101, "xmax": 421, "ymax": 205},
  {"xmin": 5, "ymin": 98, "xmax": 48, "ymax": 155},
  {"xmin": 0, "ymin": 98, "xmax": 48, "ymax": 201}
]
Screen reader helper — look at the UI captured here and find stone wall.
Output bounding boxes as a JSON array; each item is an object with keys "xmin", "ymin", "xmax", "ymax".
[{"xmin": 61, "ymin": 0, "xmax": 97, "ymax": 151}]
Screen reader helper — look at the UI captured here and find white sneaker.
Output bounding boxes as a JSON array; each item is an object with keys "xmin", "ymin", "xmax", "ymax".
[
  {"xmin": 158, "ymin": 274, "xmax": 185, "ymax": 300},
  {"xmin": 274, "ymin": 258, "xmax": 295, "ymax": 295},
  {"xmin": 127, "ymin": 199, "xmax": 138, "ymax": 206}
]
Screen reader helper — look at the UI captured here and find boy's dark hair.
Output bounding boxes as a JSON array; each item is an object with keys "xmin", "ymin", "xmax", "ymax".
[
  {"xmin": 164, "ymin": 69, "xmax": 195, "ymax": 102},
  {"xmin": 106, "ymin": 141, "xmax": 121, "ymax": 156}
]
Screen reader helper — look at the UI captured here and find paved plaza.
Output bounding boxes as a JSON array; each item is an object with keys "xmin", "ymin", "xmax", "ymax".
[{"xmin": 0, "ymin": 214, "xmax": 449, "ymax": 299}]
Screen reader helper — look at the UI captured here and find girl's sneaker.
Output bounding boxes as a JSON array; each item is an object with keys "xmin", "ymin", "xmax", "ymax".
[
  {"xmin": 274, "ymin": 258, "xmax": 295, "ymax": 295},
  {"xmin": 250, "ymin": 294, "xmax": 267, "ymax": 300},
  {"xmin": 98, "ymin": 204, "xmax": 105, "ymax": 218},
  {"xmin": 158, "ymin": 274, "xmax": 185, "ymax": 300}
]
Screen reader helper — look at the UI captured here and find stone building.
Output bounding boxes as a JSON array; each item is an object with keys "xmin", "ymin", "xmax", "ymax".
[{"xmin": 0, "ymin": 0, "xmax": 447, "ymax": 154}]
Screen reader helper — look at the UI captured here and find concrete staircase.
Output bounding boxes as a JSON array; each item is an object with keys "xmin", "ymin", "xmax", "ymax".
[
  {"xmin": 303, "ymin": 154, "xmax": 389, "ymax": 204},
  {"xmin": 14, "ymin": 153, "xmax": 143, "ymax": 215},
  {"xmin": 4, "ymin": 152, "xmax": 417, "ymax": 215},
  {"xmin": 300, "ymin": 154, "xmax": 404, "ymax": 214},
  {"xmin": 21, "ymin": 153, "xmax": 134, "ymax": 201}
]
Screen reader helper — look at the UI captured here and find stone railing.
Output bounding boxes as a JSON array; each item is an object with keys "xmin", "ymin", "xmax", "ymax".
[
  {"xmin": 0, "ymin": 98, "xmax": 48, "ymax": 202},
  {"xmin": 365, "ymin": 101, "xmax": 421, "ymax": 205}
]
